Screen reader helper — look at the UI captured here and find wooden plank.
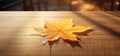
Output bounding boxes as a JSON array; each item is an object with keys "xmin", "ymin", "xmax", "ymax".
[{"xmin": 0, "ymin": 27, "xmax": 120, "ymax": 36}]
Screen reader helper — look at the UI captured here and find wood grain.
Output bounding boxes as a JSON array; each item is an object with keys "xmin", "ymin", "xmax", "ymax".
[{"xmin": 0, "ymin": 11, "xmax": 120, "ymax": 56}]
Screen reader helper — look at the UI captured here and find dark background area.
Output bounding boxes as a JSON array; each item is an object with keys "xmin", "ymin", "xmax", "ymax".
[
  {"xmin": 0, "ymin": 0, "xmax": 22, "ymax": 10},
  {"xmin": 0, "ymin": 0, "xmax": 120, "ymax": 11}
]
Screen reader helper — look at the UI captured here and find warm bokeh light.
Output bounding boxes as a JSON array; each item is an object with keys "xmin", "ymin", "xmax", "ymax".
[
  {"xmin": 115, "ymin": 1, "xmax": 120, "ymax": 5},
  {"xmin": 79, "ymin": 3, "xmax": 100, "ymax": 11},
  {"xmin": 71, "ymin": 0, "xmax": 100, "ymax": 11},
  {"xmin": 71, "ymin": 1, "xmax": 79, "ymax": 5}
]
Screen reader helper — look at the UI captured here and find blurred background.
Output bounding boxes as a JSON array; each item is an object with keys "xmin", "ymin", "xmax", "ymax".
[{"xmin": 0, "ymin": 0, "xmax": 120, "ymax": 11}]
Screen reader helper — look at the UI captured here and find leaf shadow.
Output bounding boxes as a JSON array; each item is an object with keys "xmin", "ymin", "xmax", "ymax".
[
  {"xmin": 64, "ymin": 40, "xmax": 81, "ymax": 47},
  {"xmin": 48, "ymin": 40, "xmax": 58, "ymax": 56}
]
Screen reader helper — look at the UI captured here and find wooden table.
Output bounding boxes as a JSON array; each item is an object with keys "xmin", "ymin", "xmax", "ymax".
[{"xmin": 0, "ymin": 11, "xmax": 120, "ymax": 56}]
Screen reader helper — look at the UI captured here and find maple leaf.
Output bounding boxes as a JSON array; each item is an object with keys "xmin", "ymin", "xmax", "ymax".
[{"xmin": 34, "ymin": 19, "xmax": 93, "ymax": 42}]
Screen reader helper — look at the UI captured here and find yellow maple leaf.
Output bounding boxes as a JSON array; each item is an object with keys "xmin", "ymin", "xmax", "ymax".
[{"xmin": 34, "ymin": 19, "xmax": 92, "ymax": 42}]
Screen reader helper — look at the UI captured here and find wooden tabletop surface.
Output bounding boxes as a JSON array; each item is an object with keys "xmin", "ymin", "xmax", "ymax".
[{"xmin": 0, "ymin": 11, "xmax": 120, "ymax": 56}]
